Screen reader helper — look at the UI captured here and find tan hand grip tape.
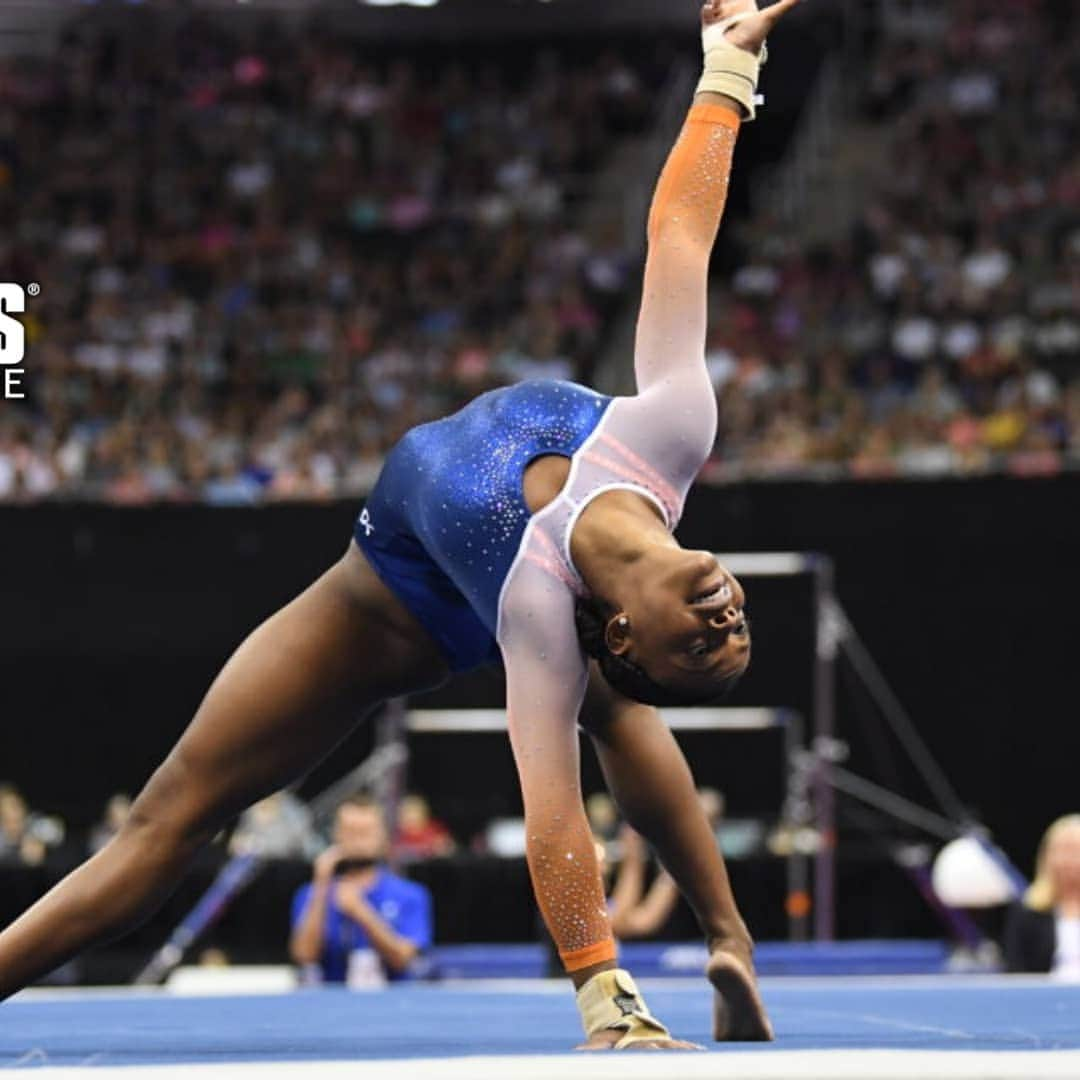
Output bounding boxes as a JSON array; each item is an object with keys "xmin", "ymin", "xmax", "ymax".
[
  {"xmin": 696, "ymin": 11, "xmax": 767, "ymax": 121},
  {"xmin": 576, "ymin": 968, "xmax": 672, "ymax": 1048}
]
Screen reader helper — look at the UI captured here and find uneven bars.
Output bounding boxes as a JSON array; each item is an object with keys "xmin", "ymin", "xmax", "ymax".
[
  {"xmin": 715, "ymin": 552, "xmax": 818, "ymax": 576},
  {"xmin": 405, "ymin": 707, "xmax": 790, "ymax": 733}
]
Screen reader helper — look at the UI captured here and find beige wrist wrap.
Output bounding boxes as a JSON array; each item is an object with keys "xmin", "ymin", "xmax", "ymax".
[
  {"xmin": 696, "ymin": 13, "xmax": 768, "ymax": 121},
  {"xmin": 575, "ymin": 968, "xmax": 671, "ymax": 1048}
]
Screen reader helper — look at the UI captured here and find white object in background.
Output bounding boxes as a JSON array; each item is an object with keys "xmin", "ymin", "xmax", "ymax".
[
  {"xmin": 165, "ymin": 965, "xmax": 296, "ymax": 996},
  {"xmin": 347, "ymin": 948, "xmax": 387, "ymax": 990},
  {"xmin": 1053, "ymin": 916, "xmax": 1080, "ymax": 980},
  {"xmin": 932, "ymin": 836, "xmax": 1017, "ymax": 908},
  {"xmin": 486, "ymin": 818, "xmax": 528, "ymax": 857}
]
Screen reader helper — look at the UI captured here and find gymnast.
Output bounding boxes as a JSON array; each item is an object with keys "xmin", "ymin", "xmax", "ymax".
[{"xmin": 0, "ymin": 0, "xmax": 799, "ymax": 1049}]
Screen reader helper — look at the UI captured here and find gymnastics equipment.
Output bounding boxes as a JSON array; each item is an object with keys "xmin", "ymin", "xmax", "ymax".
[
  {"xmin": 403, "ymin": 703, "xmax": 809, "ymax": 939},
  {"xmin": 785, "ymin": 583, "xmax": 1028, "ymax": 943}
]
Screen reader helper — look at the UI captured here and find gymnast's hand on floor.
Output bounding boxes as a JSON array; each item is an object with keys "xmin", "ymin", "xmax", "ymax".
[
  {"xmin": 573, "ymin": 968, "xmax": 704, "ymax": 1050},
  {"xmin": 702, "ymin": 0, "xmax": 803, "ymax": 55},
  {"xmin": 576, "ymin": 1030, "xmax": 704, "ymax": 1051}
]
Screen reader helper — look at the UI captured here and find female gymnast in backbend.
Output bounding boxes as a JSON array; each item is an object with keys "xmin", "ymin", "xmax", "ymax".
[{"xmin": 0, "ymin": 0, "xmax": 800, "ymax": 1048}]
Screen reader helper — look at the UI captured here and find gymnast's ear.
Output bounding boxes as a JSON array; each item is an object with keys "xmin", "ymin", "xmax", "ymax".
[{"xmin": 604, "ymin": 613, "xmax": 632, "ymax": 656}]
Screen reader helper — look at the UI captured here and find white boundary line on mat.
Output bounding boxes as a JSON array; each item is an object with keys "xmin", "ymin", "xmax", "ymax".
[
  {"xmin": 9, "ymin": 1051, "xmax": 1080, "ymax": 1080},
  {"xmin": 15, "ymin": 972, "xmax": 1067, "ymax": 1002}
]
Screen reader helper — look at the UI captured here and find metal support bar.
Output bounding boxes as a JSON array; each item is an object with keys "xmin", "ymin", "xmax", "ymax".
[
  {"xmin": 781, "ymin": 712, "xmax": 811, "ymax": 941},
  {"xmin": 407, "ymin": 704, "xmax": 806, "ymax": 941},
  {"xmin": 406, "ymin": 707, "xmax": 787, "ymax": 733},
  {"xmin": 819, "ymin": 761, "xmax": 963, "ymax": 843},
  {"xmin": 827, "ymin": 598, "xmax": 970, "ymax": 824},
  {"xmin": 812, "ymin": 556, "xmax": 838, "ymax": 941}
]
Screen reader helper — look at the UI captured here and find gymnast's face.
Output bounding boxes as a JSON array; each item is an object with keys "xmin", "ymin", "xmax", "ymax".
[{"xmin": 611, "ymin": 551, "xmax": 751, "ymax": 695}]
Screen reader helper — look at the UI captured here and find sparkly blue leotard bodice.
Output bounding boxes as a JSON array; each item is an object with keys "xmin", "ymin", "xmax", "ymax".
[{"xmin": 354, "ymin": 379, "xmax": 612, "ymax": 670}]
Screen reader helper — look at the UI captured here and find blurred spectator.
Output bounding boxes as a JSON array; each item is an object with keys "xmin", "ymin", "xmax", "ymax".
[
  {"xmin": 608, "ymin": 824, "xmax": 680, "ymax": 941},
  {"xmin": 393, "ymin": 794, "xmax": 454, "ymax": 862},
  {"xmin": 1, "ymin": 17, "xmax": 652, "ymax": 503},
  {"xmin": 0, "ymin": 784, "xmax": 64, "ymax": 866},
  {"xmin": 229, "ymin": 791, "xmax": 322, "ymax": 860},
  {"xmin": 289, "ymin": 795, "xmax": 432, "ymax": 986},
  {"xmin": 1004, "ymin": 815, "xmax": 1080, "ymax": 977},
  {"xmin": 585, "ymin": 791, "xmax": 619, "ymax": 842},
  {"xmin": 197, "ymin": 947, "xmax": 231, "ymax": 968},
  {"xmin": 698, "ymin": 787, "xmax": 725, "ymax": 835},
  {"xmin": 607, "ymin": 788, "xmax": 725, "ymax": 940},
  {"xmin": 3, "ymin": 2, "xmax": 1076, "ymax": 494},
  {"xmin": 704, "ymin": 0, "xmax": 1080, "ymax": 480},
  {"xmin": 88, "ymin": 793, "xmax": 132, "ymax": 855}
]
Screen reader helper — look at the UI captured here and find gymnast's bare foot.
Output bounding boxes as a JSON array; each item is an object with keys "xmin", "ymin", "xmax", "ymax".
[{"xmin": 707, "ymin": 942, "xmax": 774, "ymax": 1041}]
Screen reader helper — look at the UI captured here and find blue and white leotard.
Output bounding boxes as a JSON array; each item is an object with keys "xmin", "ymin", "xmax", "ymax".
[{"xmin": 354, "ymin": 379, "xmax": 612, "ymax": 672}]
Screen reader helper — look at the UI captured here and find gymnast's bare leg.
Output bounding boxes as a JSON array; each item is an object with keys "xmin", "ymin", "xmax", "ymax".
[
  {"xmin": 0, "ymin": 543, "xmax": 448, "ymax": 1001},
  {"xmin": 585, "ymin": 671, "xmax": 773, "ymax": 1040}
]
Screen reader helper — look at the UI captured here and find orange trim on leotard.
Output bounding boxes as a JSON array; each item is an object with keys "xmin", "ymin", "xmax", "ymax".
[
  {"xmin": 647, "ymin": 101, "xmax": 740, "ymax": 247},
  {"xmin": 597, "ymin": 432, "xmax": 682, "ymax": 520},
  {"xmin": 560, "ymin": 937, "xmax": 618, "ymax": 973},
  {"xmin": 688, "ymin": 101, "xmax": 742, "ymax": 129}
]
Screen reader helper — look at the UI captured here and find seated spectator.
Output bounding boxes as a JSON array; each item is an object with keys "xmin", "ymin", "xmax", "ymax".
[
  {"xmin": 0, "ymin": 784, "xmax": 64, "ymax": 867},
  {"xmin": 393, "ymin": 794, "xmax": 454, "ymax": 861},
  {"xmin": 1004, "ymin": 815, "xmax": 1080, "ymax": 977},
  {"xmin": 585, "ymin": 791, "xmax": 619, "ymax": 842},
  {"xmin": 196, "ymin": 947, "xmax": 231, "ymax": 969},
  {"xmin": 88, "ymin": 793, "xmax": 132, "ymax": 855},
  {"xmin": 698, "ymin": 787, "xmax": 726, "ymax": 835},
  {"xmin": 229, "ymin": 790, "xmax": 322, "ymax": 860},
  {"xmin": 1, "ymin": 21, "xmax": 658, "ymax": 504},
  {"xmin": 609, "ymin": 789, "xmax": 726, "ymax": 940},
  {"xmin": 289, "ymin": 795, "xmax": 432, "ymax": 986},
  {"xmin": 608, "ymin": 824, "xmax": 680, "ymax": 941}
]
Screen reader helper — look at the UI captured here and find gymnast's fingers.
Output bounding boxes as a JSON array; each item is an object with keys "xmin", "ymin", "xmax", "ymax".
[
  {"xmin": 762, "ymin": 0, "xmax": 804, "ymax": 27},
  {"xmin": 576, "ymin": 1035, "xmax": 705, "ymax": 1051},
  {"xmin": 627, "ymin": 1037, "xmax": 706, "ymax": 1050}
]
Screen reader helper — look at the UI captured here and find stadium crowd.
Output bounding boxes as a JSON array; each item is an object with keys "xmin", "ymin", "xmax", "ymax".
[
  {"xmin": 0, "ymin": 780, "xmax": 455, "ymax": 869},
  {"xmin": 0, "ymin": 1, "xmax": 1077, "ymax": 500},
  {"xmin": 0, "ymin": 16, "xmax": 652, "ymax": 502},
  {"xmin": 705, "ymin": 0, "xmax": 1080, "ymax": 479}
]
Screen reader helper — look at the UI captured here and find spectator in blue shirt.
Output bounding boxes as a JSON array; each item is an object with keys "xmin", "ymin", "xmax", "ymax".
[{"xmin": 289, "ymin": 795, "xmax": 433, "ymax": 985}]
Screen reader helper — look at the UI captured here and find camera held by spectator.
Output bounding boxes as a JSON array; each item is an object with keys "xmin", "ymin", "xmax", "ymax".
[{"xmin": 289, "ymin": 795, "xmax": 433, "ymax": 988}]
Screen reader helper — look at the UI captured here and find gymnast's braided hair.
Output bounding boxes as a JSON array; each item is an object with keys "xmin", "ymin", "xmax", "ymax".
[{"xmin": 574, "ymin": 596, "xmax": 738, "ymax": 708}]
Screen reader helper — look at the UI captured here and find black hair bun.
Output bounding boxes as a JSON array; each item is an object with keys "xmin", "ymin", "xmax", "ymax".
[{"xmin": 574, "ymin": 597, "xmax": 609, "ymax": 660}]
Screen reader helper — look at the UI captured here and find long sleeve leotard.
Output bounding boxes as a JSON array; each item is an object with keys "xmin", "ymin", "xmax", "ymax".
[{"xmin": 496, "ymin": 103, "xmax": 740, "ymax": 972}]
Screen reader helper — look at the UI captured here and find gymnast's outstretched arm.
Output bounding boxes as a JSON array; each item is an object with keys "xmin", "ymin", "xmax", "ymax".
[
  {"xmin": 635, "ymin": 0, "xmax": 801, "ymax": 400},
  {"xmin": 632, "ymin": 94, "xmax": 741, "ymax": 400},
  {"xmin": 500, "ymin": 565, "xmax": 699, "ymax": 1049},
  {"xmin": 622, "ymin": 0, "xmax": 803, "ymax": 486}
]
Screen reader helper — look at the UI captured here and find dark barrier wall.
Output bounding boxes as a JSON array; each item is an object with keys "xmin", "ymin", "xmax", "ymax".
[{"xmin": 3, "ymin": 474, "xmax": 1079, "ymax": 934}]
